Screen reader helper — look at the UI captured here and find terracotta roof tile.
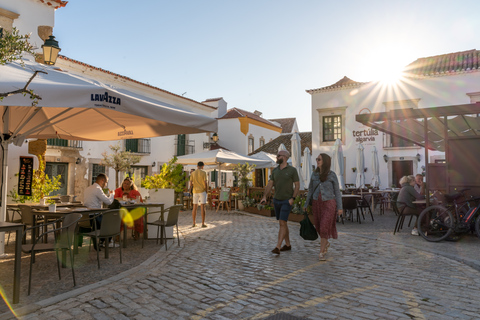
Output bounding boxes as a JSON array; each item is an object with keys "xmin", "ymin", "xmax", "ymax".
[
  {"xmin": 250, "ymin": 132, "xmax": 312, "ymax": 156},
  {"xmin": 219, "ymin": 108, "xmax": 281, "ymax": 128},
  {"xmin": 268, "ymin": 118, "xmax": 295, "ymax": 134},
  {"xmin": 306, "ymin": 76, "xmax": 368, "ymax": 94},
  {"xmin": 404, "ymin": 49, "xmax": 480, "ymax": 76},
  {"xmin": 57, "ymin": 55, "xmax": 215, "ymax": 110},
  {"xmin": 38, "ymin": 0, "xmax": 68, "ymax": 9}
]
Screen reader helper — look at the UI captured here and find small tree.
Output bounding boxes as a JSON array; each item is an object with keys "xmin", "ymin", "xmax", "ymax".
[
  {"xmin": 0, "ymin": 27, "xmax": 34, "ymax": 66},
  {"xmin": 0, "ymin": 28, "xmax": 41, "ymax": 105},
  {"xmin": 232, "ymin": 163, "xmax": 256, "ymax": 199},
  {"xmin": 101, "ymin": 143, "xmax": 141, "ymax": 188},
  {"xmin": 141, "ymin": 157, "xmax": 186, "ymax": 193}
]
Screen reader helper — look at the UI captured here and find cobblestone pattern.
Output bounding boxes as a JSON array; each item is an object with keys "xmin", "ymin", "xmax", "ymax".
[{"xmin": 3, "ymin": 210, "xmax": 480, "ymax": 319}]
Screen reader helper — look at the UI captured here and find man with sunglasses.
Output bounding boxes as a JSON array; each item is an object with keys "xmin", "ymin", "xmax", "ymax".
[{"xmin": 260, "ymin": 150, "xmax": 300, "ymax": 254}]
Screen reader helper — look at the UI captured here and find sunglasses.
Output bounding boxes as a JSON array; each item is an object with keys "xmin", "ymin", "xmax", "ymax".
[{"xmin": 316, "ymin": 158, "xmax": 322, "ymax": 161}]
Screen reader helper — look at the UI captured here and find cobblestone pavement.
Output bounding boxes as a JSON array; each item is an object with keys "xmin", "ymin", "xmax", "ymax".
[{"xmin": 2, "ymin": 209, "xmax": 480, "ymax": 320}]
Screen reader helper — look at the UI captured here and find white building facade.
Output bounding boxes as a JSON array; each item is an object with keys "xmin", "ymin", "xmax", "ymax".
[{"xmin": 308, "ymin": 51, "xmax": 480, "ymax": 188}]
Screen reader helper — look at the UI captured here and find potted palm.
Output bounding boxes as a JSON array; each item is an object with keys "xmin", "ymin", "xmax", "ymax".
[{"xmin": 232, "ymin": 163, "xmax": 256, "ymax": 210}]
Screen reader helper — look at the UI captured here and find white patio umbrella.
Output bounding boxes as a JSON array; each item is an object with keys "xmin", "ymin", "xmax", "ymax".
[
  {"xmin": 302, "ymin": 147, "xmax": 312, "ymax": 189},
  {"xmin": 249, "ymin": 151, "xmax": 276, "ymax": 169},
  {"xmin": 0, "ymin": 58, "xmax": 217, "ymax": 253},
  {"xmin": 371, "ymin": 146, "xmax": 380, "ymax": 188},
  {"xmin": 332, "ymin": 139, "xmax": 346, "ymax": 190},
  {"xmin": 176, "ymin": 149, "xmax": 272, "ymax": 187},
  {"xmin": 278, "ymin": 143, "xmax": 287, "ymax": 152},
  {"xmin": 355, "ymin": 143, "xmax": 366, "ymax": 189},
  {"xmin": 290, "ymin": 132, "xmax": 304, "ymax": 190},
  {"xmin": 250, "ymin": 151, "xmax": 277, "ymax": 186}
]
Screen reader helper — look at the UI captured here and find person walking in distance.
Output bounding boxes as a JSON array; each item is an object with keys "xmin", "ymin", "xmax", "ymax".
[
  {"xmin": 260, "ymin": 150, "xmax": 300, "ymax": 254},
  {"xmin": 190, "ymin": 161, "xmax": 208, "ymax": 227},
  {"xmin": 304, "ymin": 153, "xmax": 343, "ymax": 261}
]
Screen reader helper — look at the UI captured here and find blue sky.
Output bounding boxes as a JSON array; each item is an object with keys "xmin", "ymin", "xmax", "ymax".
[{"xmin": 55, "ymin": 0, "xmax": 480, "ymax": 132}]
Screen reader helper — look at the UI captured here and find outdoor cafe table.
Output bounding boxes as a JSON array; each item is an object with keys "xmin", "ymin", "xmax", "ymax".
[
  {"xmin": 7, "ymin": 202, "xmax": 85, "ymax": 243},
  {"xmin": 31, "ymin": 202, "xmax": 165, "ymax": 249},
  {"xmin": 0, "ymin": 221, "xmax": 23, "ymax": 304}
]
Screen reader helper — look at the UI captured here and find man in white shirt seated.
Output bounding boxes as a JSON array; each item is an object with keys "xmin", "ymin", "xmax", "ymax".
[{"xmin": 83, "ymin": 173, "xmax": 115, "ymax": 250}]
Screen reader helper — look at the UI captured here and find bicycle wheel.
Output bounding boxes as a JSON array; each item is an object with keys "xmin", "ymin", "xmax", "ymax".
[
  {"xmin": 475, "ymin": 215, "xmax": 480, "ymax": 239},
  {"xmin": 417, "ymin": 205, "xmax": 454, "ymax": 242}
]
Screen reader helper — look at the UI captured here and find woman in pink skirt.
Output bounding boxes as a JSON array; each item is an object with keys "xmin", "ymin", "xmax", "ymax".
[{"xmin": 304, "ymin": 153, "xmax": 343, "ymax": 260}]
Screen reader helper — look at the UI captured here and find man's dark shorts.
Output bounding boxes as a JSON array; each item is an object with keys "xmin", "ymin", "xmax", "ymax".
[{"xmin": 273, "ymin": 198, "xmax": 292, "ymax": 221}]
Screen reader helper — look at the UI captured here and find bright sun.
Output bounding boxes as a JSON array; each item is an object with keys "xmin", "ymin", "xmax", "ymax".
[{"xmin": 359, "ymin": 45, "xmax": 410, "ymax": 85}]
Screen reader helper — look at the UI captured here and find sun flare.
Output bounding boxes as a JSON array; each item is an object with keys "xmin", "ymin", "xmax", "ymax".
[{"xmin": 358, "ymin": 44, "xmax": 411, "ymax": 86}]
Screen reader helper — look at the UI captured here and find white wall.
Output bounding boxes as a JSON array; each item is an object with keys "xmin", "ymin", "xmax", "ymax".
[{"xmin": 0, "ymin": 0, "xmax": 56, "ymax": 52}]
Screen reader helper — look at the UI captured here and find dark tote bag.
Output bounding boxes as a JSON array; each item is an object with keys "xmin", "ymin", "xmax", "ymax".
[{"xmin": 300, "ymin": 211, "xmax": 318, "ymax": 241}]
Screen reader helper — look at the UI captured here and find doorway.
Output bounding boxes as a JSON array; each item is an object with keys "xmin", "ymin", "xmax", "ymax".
[
  {"xmin": 45, "ymin": 162, "xmax": 68, "ymax": 196},
  {"xmin": 391, "ymin": 160, "xmax": 413, "ymax": 188}
]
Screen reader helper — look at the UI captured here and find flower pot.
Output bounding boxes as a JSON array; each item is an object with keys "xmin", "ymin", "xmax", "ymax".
[
  {"xmin": 237, "ymin": 201, "xmax": 245, "ymax": 211},
  {"xmin": 48, "ymin": 203, "xmax": 56, "ymax": 212}
]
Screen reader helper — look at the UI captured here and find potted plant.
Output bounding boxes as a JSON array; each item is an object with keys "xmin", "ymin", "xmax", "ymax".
[
  {"xmin": 352, "ymin": 167, "xmax": 357, "ymax": 172},
  {"xmin": 232, "ymin": 162, "xmax": 256, "ymax": 210},
  {"xmin": 47, "ymin": 199, "xmax": 57, "ymax": 212},
  {"xmin": 141, "ymin": 156, "xmax": 185, "ymax": 207}
]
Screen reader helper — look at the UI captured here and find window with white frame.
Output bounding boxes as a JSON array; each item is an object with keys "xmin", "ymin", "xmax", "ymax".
[
  {"xmin": 317, "ymin": 107, "xmax": 347, "ymax": 146},
  {"xmin": 248, "ymin": 137, "xmax": 254, "ymax": 153},
  {"xmin": 323, "ymin": 115, "xmax": 342, "ymax": 141},
  {"xmin": 259, "ymin": 137, "xmax": 265, "ymax": 147}
]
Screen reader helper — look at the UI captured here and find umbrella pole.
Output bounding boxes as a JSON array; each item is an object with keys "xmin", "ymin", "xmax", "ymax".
[{"xmin": 0, "ymin": 140, "xmax": 8, "ymax": 256}]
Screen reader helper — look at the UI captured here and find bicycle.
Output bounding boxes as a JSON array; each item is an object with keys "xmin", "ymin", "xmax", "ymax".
[{"xmin": 417, "ymin": 189, "xmax": 480, "ymax": 242}]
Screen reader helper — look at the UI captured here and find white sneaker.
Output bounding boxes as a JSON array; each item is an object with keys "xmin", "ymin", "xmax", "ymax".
[
  {"xmin": 109, "ymin": 242, "xmax": 120, "ymax": 248},
  {"xmin": 411, "ymin": 228, "xmax": 419, "ymax": 236}
]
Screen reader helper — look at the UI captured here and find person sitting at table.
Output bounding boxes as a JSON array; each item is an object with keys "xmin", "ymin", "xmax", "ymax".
[
  {"xmin": 414, "ymin": 174, "xmax": 426, "ymax": 196},
  {"xmin": 83, "ymin": 173, "xmax": 115, "ymax": 249},
  {"xmin": 397, "ymin": 175, "xmax": 425, "ymax": 236},
  {"xmin": 114, "ymin": 177, "xmax": 143, "ymax": 240}
]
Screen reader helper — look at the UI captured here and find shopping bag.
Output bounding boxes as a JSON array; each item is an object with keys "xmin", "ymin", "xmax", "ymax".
[{"xmin": 300, "ymin": 211, "xmax": 318, "ymax": 241}]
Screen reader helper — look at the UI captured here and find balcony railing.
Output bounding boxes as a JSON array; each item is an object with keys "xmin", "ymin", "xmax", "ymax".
[
  {"xmin": 174, "ymin": 138, "xmax": 195, "ymax": 156},
  {"xmin": 47, "ymin": 139, "xmax": 83, "ymax": 148},
  {"xmin": 125, "ymin": 139, "xmax": 151, "ymax": 154}
]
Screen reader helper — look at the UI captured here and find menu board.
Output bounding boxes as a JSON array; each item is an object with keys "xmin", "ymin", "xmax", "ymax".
[{"xmin": 18, "ymin": 156, "xmax": 34, "ymax": 196}]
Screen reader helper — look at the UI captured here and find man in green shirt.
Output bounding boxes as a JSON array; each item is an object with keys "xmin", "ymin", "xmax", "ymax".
[
  {"xmin": 190, "ymin": 161, "xmax": 208, "ymax": 227},
  {"xmin": 261, "ymin": 150, "xmax": 300, "ymax": 254}
]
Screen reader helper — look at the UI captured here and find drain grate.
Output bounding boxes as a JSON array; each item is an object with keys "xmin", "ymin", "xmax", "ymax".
[{"xmin": 263, "ymin": 312, "xmax": 308, "ymax": 320}]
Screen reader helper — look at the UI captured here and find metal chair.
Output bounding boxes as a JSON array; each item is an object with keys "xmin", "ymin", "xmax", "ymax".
[
  {"xmin": 146, "ymin": 205, "xmax": 182, "ymax": 250},
  {"xmin": 18, "ymin": 205, "xmax": 45, "ymax": 244},
  {"xmin": 22, "ymin": 213, "xmax": 82, "ymax": 295},
  {"xmin": 393, "ymin": 201, "xmax": 418, "ymax": 234},
  {"xmin": 85, "ymin": 209, "xmax": 122, "ymax": 269},
  {"xmin": 6, "ymin": 207, "xmax": 22, "ymax": 245},
  {"xmin": 342, "ymin": 197, "xmax": 360, "ymax": 223},
  {"xmin": 356, "ymin": 194, "xmax": 375, "ymax": 222}
]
